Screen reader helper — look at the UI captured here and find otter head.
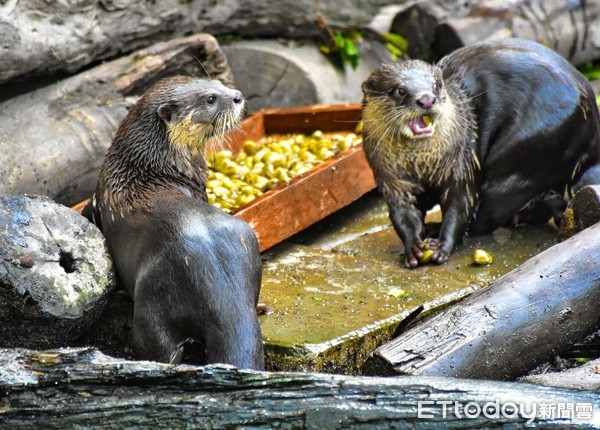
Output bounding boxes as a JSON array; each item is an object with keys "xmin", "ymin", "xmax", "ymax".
[
  {"xmin": 362, "ymin": 60, "xmax": 446, "ymax": 140},
  {"xmin": 150, "ymin": 76, "xmax": 245, "ymax": 153}
]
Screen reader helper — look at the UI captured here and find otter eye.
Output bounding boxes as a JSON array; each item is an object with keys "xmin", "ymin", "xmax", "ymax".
[
  {"xmin": 393, "ymin": 87, "xmax": 407, "ymax": 98},
  {"xmin": 433, "ymin": 80, "xmax": 442, "ymax": 93},
  {"xmin": 207, "ymin": 95, "xmax": 217, "ymax": 104}
]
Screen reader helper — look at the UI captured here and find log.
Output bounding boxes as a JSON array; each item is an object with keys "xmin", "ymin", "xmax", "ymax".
[
  {"xmin": 519, "ymin": 358, "xmax": 600, "ymax": 392},
  {"xmin": 0, "ymin": 34, "xmax": 232, "ymax": 207},
  {"xmin": 391, "ymin": 0, "xmax": 600, "ymax": 65},
  {"xmin": 365, "ymin": 222, "xmax": 600, "ymax": 380},
  {"xmin": 222, "ymin": 37, "xmax": 392, "ymax": 113},
  {"xmin": 0, "ymin": 194, "xmax": 115, "ymax": 349},
  {"xmin": 0, "ymin": 0, "xmax": 396, "ymax": 85},
  {"xmin": 0, "ymin": 347, "xmax": 598, "ymax": 428}
]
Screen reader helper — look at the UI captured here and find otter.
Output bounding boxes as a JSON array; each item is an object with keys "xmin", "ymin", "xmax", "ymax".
[
  {"xmin": 361, "ymin": 38, "xmax": 600, "ymax": 268},
  {"xmin": 82, "ymin": 76, "xmax": 264, "ymax": 369}
]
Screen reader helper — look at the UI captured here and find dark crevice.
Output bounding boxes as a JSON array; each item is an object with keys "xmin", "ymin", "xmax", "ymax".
[{"xmin": 59, "ymin": 251, "xmax": 77, "ymax": 274}]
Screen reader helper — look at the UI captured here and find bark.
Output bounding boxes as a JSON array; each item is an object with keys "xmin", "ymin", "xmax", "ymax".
[
  {"xmin": 0, "ymin": 347, "xmax": 597, "ymax": 428},
  {"xmin": 365, "ymin": 222, "xmax": 600, "ymax": 380},
  {"xmin": 520, "ymin": 358, "xmax": 600, "ymax": 392},
  {"xmin": 222, "ymin": 36, "xmax": 392, "ymax": 113},
  {"xmin": 0, "ymin": 0, "xmax": 399, "ymax": 84},
  {"xmin": 391, "ymin": 0, "xmax": 600, "ymax": 65},
  {"xmin": 0, "ymin": 34, "xmax": 232, "ymax": 207}
]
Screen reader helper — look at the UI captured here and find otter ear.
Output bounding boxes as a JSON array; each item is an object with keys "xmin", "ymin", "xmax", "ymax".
[
  {"xmin": 361, "ymin": 80, "xmax": 373, "ymax": 95},
  {"xmin": 157, "ymin": 104, "xmax": 174, "ymax": 123}
]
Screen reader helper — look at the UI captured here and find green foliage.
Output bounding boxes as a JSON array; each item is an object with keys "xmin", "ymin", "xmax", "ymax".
[
  {"xmin": 383, "ymin": 32, "xmax": 408, "ymax": 61},
  {"xmin": 579, "ymin": 61, "xmax": 600, "ymax": 80},
  {"xmin": 320, "ymin": 30, "xmax": 361, "ymax": 70}
]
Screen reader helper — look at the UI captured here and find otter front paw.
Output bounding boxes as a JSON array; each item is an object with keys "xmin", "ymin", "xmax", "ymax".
[
  {"xmin": 404, "ymin": 238, "xmax": 424, "ymax": 268},
  {"xmin": 423, "ymin": 239, "xmax": 451, "ymax": 265}
]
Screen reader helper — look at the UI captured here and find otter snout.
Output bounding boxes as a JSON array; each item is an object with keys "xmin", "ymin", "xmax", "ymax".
[
  {"xmin": 232, "ymin": 90, "xmax": 244, "ymax": 105},
  {"xmin": 416, "ymin": 94, "xmax": 436, "ymax": 109}
]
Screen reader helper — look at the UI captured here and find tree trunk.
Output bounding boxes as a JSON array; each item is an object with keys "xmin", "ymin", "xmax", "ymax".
[
  {"xmin": 365, "ymin": 222, "xmax": 600, "ymax": 380},
  {"xmin": 0, "ymin": 0, "xmax": 398, "ymax": 84},
  {"xmin": 0, "ymin": 34, "xmax": 232, "ymax": 207},
  {"xmin": 0, "ymin": 347, "xmax": 597, "ymax": 428},
  {"xmin": 391, "ymin": 0, "xmax": 600, "ymax": 65}
]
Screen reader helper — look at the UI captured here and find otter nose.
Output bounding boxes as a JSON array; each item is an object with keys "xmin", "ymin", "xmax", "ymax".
[
  {"xmin": 232, "ymin": 90, "xmax": 244, "ymax": 104},
  {"xmin": 416, "ymin": 94, "xmax": 435, "ymax": 109}
]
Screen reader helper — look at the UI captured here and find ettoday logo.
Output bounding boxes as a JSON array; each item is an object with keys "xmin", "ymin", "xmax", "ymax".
[{"xmin": 417, "ymin": 400, "xmax": 596, "ymax": 425}]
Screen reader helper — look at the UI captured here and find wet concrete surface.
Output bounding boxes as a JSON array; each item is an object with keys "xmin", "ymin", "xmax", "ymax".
[{"xmin": 257, "ymin": 192, "xmax": 560, "ymax": 373}]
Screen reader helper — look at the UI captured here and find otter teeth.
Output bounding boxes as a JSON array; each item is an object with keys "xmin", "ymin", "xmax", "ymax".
[{"xmin": 408, "ymin": 115, "xmax": 434, "ymax": 136}]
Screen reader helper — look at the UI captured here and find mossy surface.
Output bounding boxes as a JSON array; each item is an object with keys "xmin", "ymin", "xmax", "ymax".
[{"xmin": 258, "ymin": 193, "xmax": 559, "ymax": 373}]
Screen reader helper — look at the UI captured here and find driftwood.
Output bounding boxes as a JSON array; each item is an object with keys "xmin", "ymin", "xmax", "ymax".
[
  {"xmin": 520, "ymin": 358, "xmax": 600, "ymax": 392},
  {"xmin": 0, "ymin": 34, "xmax": 231, "ymax": 207},
  {"xmin": 0, "ymin": 194, "xmax": 115, "ymax": 349},
  {"xmin": 365, "ymin": 222, "xmax": 600, "ymax": 380},
  {"xmin": 391, "ymin": 0, "xmax": 600, "ymax": 65},
  {"xmin": 0, "ymin": 0, "xmax": 394, "ymax": 85},
  {"xmin": 222, "ymin": 37, "xmax": 392, "ymax": 113},
  {"xmin": 0, "ymin": 347, "xmax": 598, "ymax": 428}
]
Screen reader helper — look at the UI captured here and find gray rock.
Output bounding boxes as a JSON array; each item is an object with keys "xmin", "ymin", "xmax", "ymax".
[
  {"xmin": 560, "ymin": 185, "xmax": 600, "ymax": 239},
  {"xmin": 0, "ymin": 194, "xmax": 115, "ymax": 348}
]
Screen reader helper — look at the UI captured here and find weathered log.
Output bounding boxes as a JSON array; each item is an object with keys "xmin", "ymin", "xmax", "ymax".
[
  {"xmin": 391, "ymin": 0, "xmax": 600, "ymax": 65},
  {"xmin": 365, "ymin": 222, "xmax": 600, "ymax": 380},
  {"xmin": 520, "ymin": 358, "xmax": 600, "ymax": 392},
  {"xmin": 0, "ymin": 0, "xmax": 397, "ymax": 85},
  {"xmin": 222, "ymin": 37, "xmax": 392, "ymax": 113},
  {"xmin": 0, "ymin": 347, "xmax": 598, "ymax": 428},
  {"xmin": 0, "ymin": 34, "xmax": 232, "ymax": 207},
  {"xmin": 0, "ymin": 194, "xmax": 115, "ymax": 349}
]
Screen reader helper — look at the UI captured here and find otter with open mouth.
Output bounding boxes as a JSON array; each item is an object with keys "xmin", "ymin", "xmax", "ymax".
[
  {"xmin": 362, "ymin": 38, "xmax": 600, "ymax": 268},
  {"xmin": 83, "ymin": 76, "xmax": 264, "ymax": 369}
]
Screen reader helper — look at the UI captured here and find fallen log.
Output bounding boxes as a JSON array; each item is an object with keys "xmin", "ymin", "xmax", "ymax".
[
  {"xmin": 364, "ymin": 222, "xmax": 600, "ymax": 380},
  {"xmin": 519, "ymin": 358, "xmax": 600, "ymax": 392},
  {"xmin": 0, "ymin": 34, "xmax": 232, "ymax": 207},
  {"xmin": 0, "ymin": 0, "xmax": 394, "ymax": 85},
  {"xmin": 222, "ymin": 37, "xmax": 391, "ymax": 113},
  {"xmin": 391, "ymin": 0, "xmax": 600, "ymax": 65},
  {"xmin": 0, "ymin": 347, "xmax": 598, "ymax": 428}
]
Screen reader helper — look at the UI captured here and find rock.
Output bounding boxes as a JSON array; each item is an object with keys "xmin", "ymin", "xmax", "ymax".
[
  {"xmin": 560, "ymin": 185, "xmax": 600, "ymax": 239},
  {"xmin": 222, "ymin": 37, "xmax": 392, "ymax": 113},
  {"xmin": 0, "ymin": 194, "xmax": 115, "ymax": 349},
  {"xmin": 519, "ymin": 358, "xmax": 600, "ymax": 391}
]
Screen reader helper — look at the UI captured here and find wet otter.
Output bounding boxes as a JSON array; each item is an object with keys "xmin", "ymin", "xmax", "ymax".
[
  {"xmin": 362, "ymin": 38, "xmax": 600, "ymax": 268},
  {"xmin": 82, "ymin": 76, "xmax": 264, "ymax": 369}
]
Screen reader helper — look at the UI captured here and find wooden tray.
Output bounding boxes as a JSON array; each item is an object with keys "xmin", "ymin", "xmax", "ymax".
[{"xmin": 73, "ymin": 103, "xmax": 376, "ymax": 252}]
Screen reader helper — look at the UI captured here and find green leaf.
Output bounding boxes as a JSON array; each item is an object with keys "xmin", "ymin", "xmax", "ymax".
[{"xmin": 384, "ymin": 32, "xmax": 408, "ymax": 51}]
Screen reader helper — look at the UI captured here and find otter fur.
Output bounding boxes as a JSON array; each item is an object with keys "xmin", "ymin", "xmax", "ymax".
[
  {"xmin": 83, "ymin": 76, "xmax": 264, "ymax": 369},
  {"xmin": 361, "ymin": 38, "xmax": 600, "ymax": 268}
]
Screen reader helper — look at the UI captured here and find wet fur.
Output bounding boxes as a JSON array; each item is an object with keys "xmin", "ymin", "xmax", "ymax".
[
  {"xmin": 83, "ymin": 76, "xmax": 264, "ymax": 369},
  {"xmin": 362, "ymin": 38, "xmax": 600, "ymax": 268}
]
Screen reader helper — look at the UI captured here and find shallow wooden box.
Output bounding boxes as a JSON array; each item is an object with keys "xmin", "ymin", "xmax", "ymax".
[
  {"xmin": 226, "ymin": 103, "xmax": 376, "ymax": 251},
  {"xmin": 73, "ymin": 103, "xmax": 376, "ymax": 252}
]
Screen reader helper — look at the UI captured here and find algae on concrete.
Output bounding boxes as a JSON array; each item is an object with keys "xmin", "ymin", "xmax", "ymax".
[{"xmin": 258, "ymin": 192, "xmax": 559, "ymax": 374}]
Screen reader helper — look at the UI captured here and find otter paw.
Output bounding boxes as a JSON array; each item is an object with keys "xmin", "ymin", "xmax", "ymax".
[
  {"xmin": 404, "ymin": 239, "xmax": 424, "ymax": 268},
  {"xmin": 430, "ymin": 246, "xmax": 451, "ymax": 265}
]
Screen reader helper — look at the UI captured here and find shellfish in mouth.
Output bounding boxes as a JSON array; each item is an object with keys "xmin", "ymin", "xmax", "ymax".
[{"xmin": 407, "ymin": 115, "xmax": 434, "ymax": 137}]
